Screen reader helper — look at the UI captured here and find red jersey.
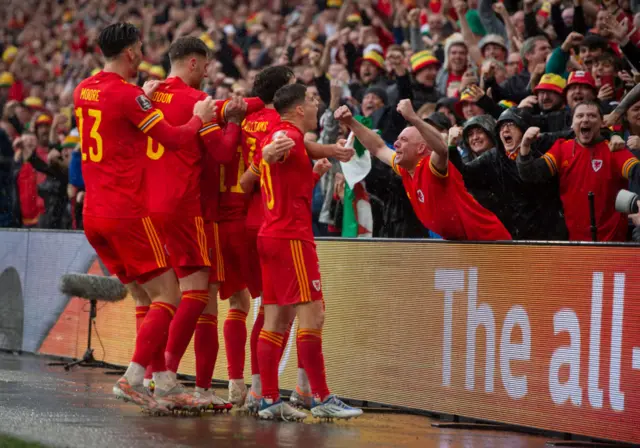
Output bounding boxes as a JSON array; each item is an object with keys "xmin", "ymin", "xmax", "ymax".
[
  {"xmin": 392, "ymin": 155, "xmax": 511, "ymax": 241},
  {"xmin": 258, "ymin": 121, "xmax": 314, "ymax": 243},
  {"xmin": 541, "ymin": 139, "xmax": 639, "ymax": 242},
  {"xmin": 243, "ymin": 107, "xmax": 281, "ymax": 230},
  {"xmin": 73, "ymin": 71, "xmax": 202, "ymax": 219},
  {"xmin": 146, "ymin": 77, "xmax": 205, "ymax": 215}
]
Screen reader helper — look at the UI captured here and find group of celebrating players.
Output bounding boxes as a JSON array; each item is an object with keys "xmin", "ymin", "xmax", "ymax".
[{"xmin": 74, "ymin": 22, "xmax": 361, "ymax": 421}]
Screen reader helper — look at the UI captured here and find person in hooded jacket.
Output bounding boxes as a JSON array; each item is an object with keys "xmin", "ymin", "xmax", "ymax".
[{"xmin": 448, "ymin": 108, "xmax": 569, "ymax": 240}]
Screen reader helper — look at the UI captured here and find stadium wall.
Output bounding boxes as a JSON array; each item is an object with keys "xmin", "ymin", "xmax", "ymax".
[{"xmin": 1, "ymin": 229, "xmax": 639, "ymax": 444}]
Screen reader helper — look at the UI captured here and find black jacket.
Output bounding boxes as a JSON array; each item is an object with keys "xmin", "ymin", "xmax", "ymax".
[
  {"xmin": 485, "ymin": 70, "xmax": 532, "ymax": 104},
  {"xmin": 449, "ymin": 131, "xmax": 569, "ymax": 240}
]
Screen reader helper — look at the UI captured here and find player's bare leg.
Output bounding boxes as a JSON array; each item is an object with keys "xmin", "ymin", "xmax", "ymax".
[
  {"xmin": 296, "ymin": 301, "xmax": 362, "ymax": 420},
  {"xmin": 114, "ymin": 269, "xmax": 180, "ymax": 415},
  {"xmin": 152, "ymin": 268, "xmax": 211, "ymax": 412},
  {"xmin": 191, "ymin": 281, "xmax": 231, "ymax": 412},
  {"xmin": 257, "ymin": 304, "xmax": 306, "ymax": 421},
  {"xmin": 224, "ymin": 288, "xmax": 251, "ymax": 406}
]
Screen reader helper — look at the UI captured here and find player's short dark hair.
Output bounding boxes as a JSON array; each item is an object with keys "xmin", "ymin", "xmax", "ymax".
[
  {"xmin": 273, "ymin": 83, "xmax": 307, "ymax": 115},
  {"xmin": 252, "ymin": 66, "xmax": 295, "ymax": 104},
  {"xmin": 168, "ymin": 37, "xmax": 210, "ymax": 63},
  {"xmin": 572, "ymin": 100, "xmax": 603, "ymax": 118},
  {"xmin": 98, "ymin": 23, "xmax": 141, "ymax": 59}
]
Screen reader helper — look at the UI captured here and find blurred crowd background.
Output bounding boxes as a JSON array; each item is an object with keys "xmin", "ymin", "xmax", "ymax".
[{"xmin": 1, "ymin": 0, "xmax": 639, "ymax": 241}]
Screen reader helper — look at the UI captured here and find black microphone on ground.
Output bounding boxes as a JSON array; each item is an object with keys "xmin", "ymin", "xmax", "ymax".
[
  {"xmin": 588, "ymin": 192, "xmax": 597, "ymax": 242},
  {"xmin": 59, "ymin": 274, "xmax": 127, "ymax": 302}
]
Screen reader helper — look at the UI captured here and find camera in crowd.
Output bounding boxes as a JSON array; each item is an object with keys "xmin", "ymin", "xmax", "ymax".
[{"xmin": 615, "ymin": 190, "xmax": 639, "ymax": 215}]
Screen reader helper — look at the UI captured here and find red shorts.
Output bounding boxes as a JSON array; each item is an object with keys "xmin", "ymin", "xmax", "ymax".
[
  {"xmin": 153, "ymin": 213, "xmax": 211, "ymax": 278},
  {"xmin": 258, "ymin": 237, "xmax": 323, "ymax": 306},
  {"xmin": 84, "ymin": 215, "xmax": 169, "ymax": 284},
  {"xmin": 217, "ymin": 220, "xmax": 250, "ymax": 300},
  {"xmin": 245, "ymin": 226, "xmax": 262, "ymax": 299},
  {"xmin": 203, "ymin": 220, "xmax": 225, "ymax": 284}
]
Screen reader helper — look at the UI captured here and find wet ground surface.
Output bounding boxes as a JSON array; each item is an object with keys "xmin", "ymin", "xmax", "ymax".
[{"xmin": 0, "ymin": 352, "xmax": 555, "ymax": 448}]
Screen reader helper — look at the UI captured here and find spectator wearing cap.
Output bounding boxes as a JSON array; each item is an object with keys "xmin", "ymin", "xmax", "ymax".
[
  {"xmin": 435, "ymin": 97, "xmax": 461, "ymax": 127},
  {"xmin": 402, "ymin": 51, "xmax": 442, "ymax": 110},
  {"xmin": 425, "ymin": 111, "xmax": 452, "ymax": 141},
  {"xmin": 565, "ymin": 71, "xmax": 598, "ymax": 110},
  {"xmin": 435, "ymin": 34, "xmax": 469, "ymax": 97},
  {"xmin": 0, "ymin": 72, "xmax": 14, "ymax": 112},
  {"xmin": 11, "ymin": 133, "xmax": 48, "ymax": 228},
  {"xmin": 486, "ymin": 36, "xmax": 552, "ymax": 103},
  {"xmin": 449, "ymin": 107, "xmax": 569, "ymax": 240},
  {"xmin": 33, "ymin": 114, "xmax": 53, "ymax": 149},
  {"xmin": 478, "ymin": 34, "xmax": 508, "ymax": 62}
]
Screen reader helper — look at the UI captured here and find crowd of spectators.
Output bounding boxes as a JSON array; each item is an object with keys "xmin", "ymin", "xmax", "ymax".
[{"xmin": 1, "ymin": 0, "xmax": 639, "ymax": 242}]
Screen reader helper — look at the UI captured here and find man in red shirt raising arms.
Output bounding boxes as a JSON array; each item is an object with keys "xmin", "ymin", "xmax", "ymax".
[
  {"xmin": 142, "ymin": 37, "xmax": 247, "ymax": 411},
  {"xmin": 335, "ymin": 100, "xmax": 511, "ymax": 241},
  {"xmin": 255, "ymin": 83, "xmax": 363, "ymax": 421},
  {"xmin": 73, "ymin": 23, "xmax": 216, "ymax": 413},
  {"xmin": 517, "ymin": 100, "xmax": 639, "ymax": 241}
]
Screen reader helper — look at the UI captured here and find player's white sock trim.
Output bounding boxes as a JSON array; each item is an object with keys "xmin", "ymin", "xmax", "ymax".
[
  {"xmin": 124, "ymin": 362, "xmax": 145, "ymax": 386},
  {"xmin": 251, "ymin": 374, "xmax": 262, "ymax": 396}
]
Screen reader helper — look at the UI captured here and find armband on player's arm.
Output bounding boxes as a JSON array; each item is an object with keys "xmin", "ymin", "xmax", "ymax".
[
  {"xmin": 139, "ymin": 110, "xmax": 204, "ymax": 150},
  {"xmin": 199, "ymin": 121, "xmax": 241, "ymax": 164}
]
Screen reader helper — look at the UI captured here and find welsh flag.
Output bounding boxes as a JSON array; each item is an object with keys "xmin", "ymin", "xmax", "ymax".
[{"xmin": 340, "ymin": 116, "xmax": 373, "ymax": 238}]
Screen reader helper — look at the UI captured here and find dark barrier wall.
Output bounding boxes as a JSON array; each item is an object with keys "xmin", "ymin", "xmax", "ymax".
[{"xmin": 1, "ymin": 230, "xmax": 639, "ymax": 444}]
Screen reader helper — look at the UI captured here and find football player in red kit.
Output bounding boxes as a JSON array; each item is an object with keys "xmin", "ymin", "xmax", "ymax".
[
  {"xmin": 74, "ymin": 23, "xmax": 216, "ymax": 413},
  {"xmin": 335, "ymin": 100, "xmax": 512, "ymax": 241},
  {"xmin": 222, "ymin": 66, "xmax": 299, "ymax": 409},
  {"xmin": 142, "ymin": 37, "xmax": 250, "ymax": 411},
  {"xmin": 255, "ymin": 83, "xmax": 363, "ymax": 421}
]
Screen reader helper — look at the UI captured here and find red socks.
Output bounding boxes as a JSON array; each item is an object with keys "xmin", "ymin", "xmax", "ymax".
[
  {"xmin": 279, "ymin": 319, "xmax": 294, "ymax": 362},
  {"xmin": 195, "ymin": 313, "xmax": 219, "ymax": 389},
  {"xmin": 164, "ymin": 290, "xmax": 209, "ymax": 373},
  {"xmin": 135, "ymin": 306, "xmax": 149, "ymax": 332},
  {"xmin": 131, "ymin": 302, "xmax": 175, "ymax": 367},
  {"xmin": 258, "ymin": 330, "xmax": 284, "ymax": 401},
  {"xmin": 250, "ymin": 306, "xmax": 264, "ymax": 376},
  {"xmin": 297, "ymin": 328, "xmax": 330, "ymax": 401},
  {"xmin": 224, "ymin": 309, "xmax": 248, "ymax": 379}
]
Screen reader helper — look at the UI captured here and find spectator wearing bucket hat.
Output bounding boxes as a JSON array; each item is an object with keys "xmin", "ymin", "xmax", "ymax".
[
  {"xmin": 518, "ymin": 73, "xmax": 569, "ymax": 132},
  {"xmin": 565, "ymin": 70, "xmax": 598, "ymax": 110},
  {"xmin": 350, "ymin": 49, "xmax": 389, "ymax": 103},
  {"xmin": 448, "ymin": 106, "xmax": 569, "ymax": 240},
  {"xmin": 402, "ymin": 50, "xmax": 442, "ymax": 109},
  {"xmin": 0, "ymin": 72, "xmax": 14, "ymax": 111},
  {"xmin": 435, "ymin": 33, "xmax": 469, "ymax": 97},
  {"xmin": 455, "ymin": 85, "xmax": 503, "ymax": 121}
]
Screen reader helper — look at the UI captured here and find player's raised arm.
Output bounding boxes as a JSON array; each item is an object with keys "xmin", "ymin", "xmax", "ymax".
[
  {"xmin": 126, "ymin": 90, "xmax": 217, "ymax": 149},
  {"xmin": 304, "ymin": 139, "xmax": 355, "ymax": 162},
  {"xmin": 334, "ymin": 105, "xmax": 395, "ymax": 167},
  {"xmin": 396, "ymin": 99, "xmax": 448, "ymax": 173},
  {"xmin": 199, "ymin": 97, "xmax": 245, "ymax": 164}
]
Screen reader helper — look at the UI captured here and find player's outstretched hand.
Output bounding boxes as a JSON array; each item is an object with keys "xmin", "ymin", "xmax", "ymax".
[
  {"xmin": 225, "ymin": 97, "xmax": 248, "ymax": 124},
  {"xmin": 333, "ymin": 138, "xmax": 355, "ymax": 162},
  {"xmin": 142, "ymin": 80, "xmax": 162, "ymax": 98},
  {"xmin": 194, "ymin": 97, "xmax": 217, "ymax": 123},
  {"xmin": 396, "ymin": 99, "xmax": 418, "ymax": 123},
  {"xmin": 334, "ymin": 105, "xmax": 353, "ymax": 123},
  {"xmin": 313, "ymin": 158, "xmax": 332, "ymax": 177},
  {"xmin": 263, "ymin": 134, "xmax": 295, "ymax": 163}
]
